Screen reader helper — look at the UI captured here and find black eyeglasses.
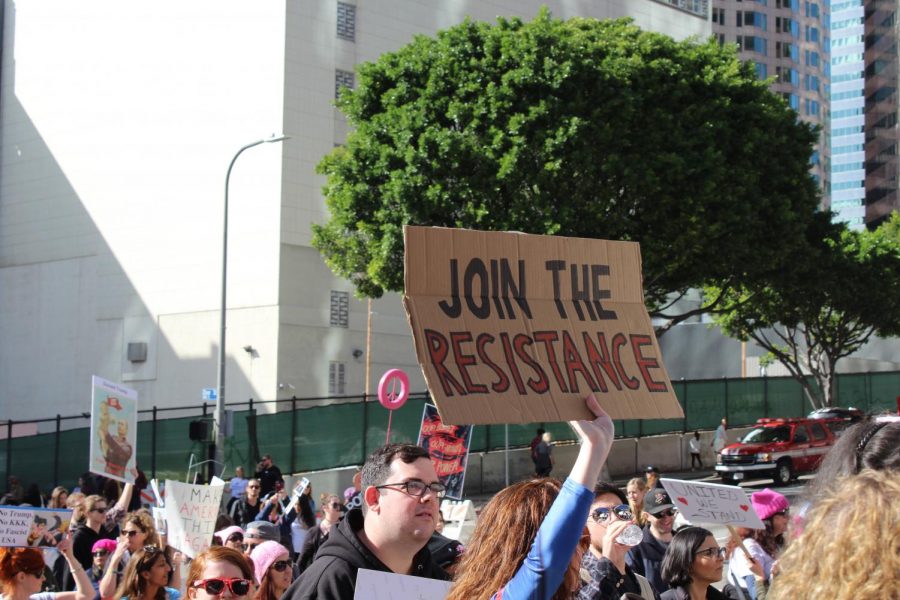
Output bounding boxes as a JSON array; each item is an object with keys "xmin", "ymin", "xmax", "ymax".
[
  {"xmin": 696, "ymin": 546, "xmax": 727, "ymax": 560},
  {"xmin": 92, "ymin": 550, "xmax": 110, "ymax": 557},
  {"xmin": 653, "ymin": 509, "xmax": 677, "ymax": 519},
  {"xmin": 191, "ymin": 578, "xmax": 252, "ymax": 597},
  {"xmin": 590, "ymin": 504, "xmax": 633, "ymax": 524},
  {"xmin": 374, "ymin": 480, "xmax": 446, "ymax": 499},
  {"xmin": 241, "ymin": 542, "xmax": 260, "ymax": 552},
  {"xmin": 226, "ymin": 533, "xmax": 243, "ymax": 543},
  {"xmin": 270, "ymin": 560, "xmax": 291, "ymax": 572},
  {"xmin": 123, "ymin": 530, "xmax": 140, "ymax": 537}
]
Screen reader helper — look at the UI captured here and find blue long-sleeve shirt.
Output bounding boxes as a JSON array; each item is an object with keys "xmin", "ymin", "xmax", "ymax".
[
  {"xmin": 494, "ymin": 477, "xmax": 594, "ymax": 600},
  {"xmin": 256, "ymin": 499, "xmax": 298, "ymax": 539}
]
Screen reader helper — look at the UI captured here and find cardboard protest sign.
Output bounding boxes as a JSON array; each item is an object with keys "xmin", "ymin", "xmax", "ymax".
[
  {"xmin": 403, "ymin": 226, "xmax": 683, "ymax": 424},
  {"xmin": 661, "ymin": 478, "xmax": 765, "ymax": 529},
  {"xmin": 164, "ymin": 480, "xmax": 224, "ymax": 558},
  {"xmin": 0, "ymin": 506, "xmax": 72, "ymax": 547},
  {"xmin": 417, "ymin": 403, "xmax": 474, "ymax": 500},
  {"xmin": 90, "ymin": 375, "xmax": 138, "ymax": 483},
  {"xmin": 353, "ymin": 568, "xmax": 452, "ymax": 600}
]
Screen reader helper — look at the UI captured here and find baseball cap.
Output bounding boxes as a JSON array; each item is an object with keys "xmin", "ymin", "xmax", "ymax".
[
  {"xmin": 643, "ymin": 488, "xmax": 675, "ymax": 516},
  {"xmin": 244, "ymin": 520, "xmax": 279, "ymax": 542}
]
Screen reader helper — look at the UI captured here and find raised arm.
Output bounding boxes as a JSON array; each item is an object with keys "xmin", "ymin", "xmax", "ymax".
[
  {"xmin": 99, "ymin": 536, "xmax": 129, "ymax": 600},
  {"xmin": 55, "ymin": 534, "xmax": 95, "ymax": 600},
  {"xmin": 502, "ymin": 394, "xmax": 615, "ymax": 600}
]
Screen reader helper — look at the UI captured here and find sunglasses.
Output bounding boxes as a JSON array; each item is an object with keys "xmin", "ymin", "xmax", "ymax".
[
  {"xmin": 226, "ymin": 533, "xmax": 244, "ymax": 543},
  {"xmin": 270, "ymin": 560, "xmax": 290, "ymax": 572},
  {"xmin": 93, "ymin": 550, "xmax": 110, "ymax": 557},
  {"xmin": 241, "ymin": 543, "xmax": 260, "ymax": 552},
  {"xmin": 590, "ymin": 504, "xmax": 633, "ymax": 524},
  {"xmin": 653, "ymin": 509, "xmax": 677, "ymax": 519},
  {"xmin": 247, "ymin": 485, "xmax": 260, "ymax": 490},
  {"xmin": 123, "ymin": 530, "xmax": 141, "ymax": 537},
  {"xmin": 330, "ymin": 502, "xmax": 343, "ymax": 509},
  {"xmin": 696, "ymin": 546, "xmax": 728, "ymax": 560},
  {"xmin": 191, "ymin": 578, "xmax": 252, "ymax": 597},
  {"xmin": 91, "ymin": 507, "xmax": 107, "ymax": 514}
]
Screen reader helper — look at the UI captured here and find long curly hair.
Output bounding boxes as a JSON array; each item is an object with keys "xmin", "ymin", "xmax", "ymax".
[
  {"xmin": 123, "ymin": 510, "xmax": 160, "ymax": 547},
  {"xmin": 446, "ymin": 478, "xmax": 586, "ymax": 600},
  {"xmin": 770, "ymin": 470, "xmax": 900, "ymax": 600}
]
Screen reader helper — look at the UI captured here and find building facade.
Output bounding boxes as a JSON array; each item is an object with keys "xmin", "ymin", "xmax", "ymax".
[
  {"xmin": 0, "ymin": 1, "xmax": 710, "ymax": 424},
  {"xmin": 712, "ymin": 0, "xmax": 831, "ymax": 207}
]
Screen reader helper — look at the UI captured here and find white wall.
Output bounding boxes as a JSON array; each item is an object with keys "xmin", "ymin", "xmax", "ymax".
[{"xmin": 0, "ymin": 1, "xmax": 287, "ymax": 418}]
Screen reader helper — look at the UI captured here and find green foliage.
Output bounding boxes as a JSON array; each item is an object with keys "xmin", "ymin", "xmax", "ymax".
[
  {"xmin": 313, "ymin": 13, "xmax": 821, "ymax": 324},
  {"xmin": 712, "ymin": 214, "xmax": 900, "ymax": 407}
]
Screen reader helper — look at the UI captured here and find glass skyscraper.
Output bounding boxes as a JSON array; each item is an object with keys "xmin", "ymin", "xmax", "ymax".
[{"xmin": 830, "ymin": 0, "xmax": 866, "ymax": 228}]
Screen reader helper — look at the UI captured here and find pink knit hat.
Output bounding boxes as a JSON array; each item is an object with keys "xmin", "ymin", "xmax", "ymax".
[
  {"xmin": 750, "ymin": 488, "xmax": 789, "ymax": 521},
  {"xmin": 214, "ymin": 525, "xmax": 244, "ymax": 544},
  {"xmin": 91, "ymin": 538, "xmax": 117, "ymax": 554},
  {"xmin": 250, "ymin": 540, "xmax": 289, "ymax": 584}
]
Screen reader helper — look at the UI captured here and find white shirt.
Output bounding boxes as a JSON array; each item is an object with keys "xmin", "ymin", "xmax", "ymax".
[{"xmin": 689, "ymin": 438, "xmax": 701, "ymax": 453}]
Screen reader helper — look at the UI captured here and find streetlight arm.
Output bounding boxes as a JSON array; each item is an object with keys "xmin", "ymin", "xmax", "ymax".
[{"xmin": 215, "ymin": 134, "xmax": 287, "ymax": 473}]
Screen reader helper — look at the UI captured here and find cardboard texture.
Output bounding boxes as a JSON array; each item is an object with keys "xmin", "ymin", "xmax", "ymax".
[{"xmin": 403, "ymin": 226, "xmax": 683, "ymax": 425}]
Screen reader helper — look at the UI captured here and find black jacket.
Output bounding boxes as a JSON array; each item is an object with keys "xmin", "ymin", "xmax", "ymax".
[
  {"xmin": 660, "ymin": 584, "xmax": 727, "ymax": 600},
  {"xmin": 626, "ymin": 526, "xmax": 671, "ymax": 595},
  {"xmin": 281, "ymin": 508, "xmax": 447, "ymax": 600}
]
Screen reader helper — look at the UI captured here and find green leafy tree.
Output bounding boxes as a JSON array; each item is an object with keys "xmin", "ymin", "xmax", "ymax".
[
  {"xmin": 712, "ymin": 214, "xmax": 900, "ymax": 409},
  {"xmin": 313, "ymin": 13, "xmax": 824, "ymax": 332}
]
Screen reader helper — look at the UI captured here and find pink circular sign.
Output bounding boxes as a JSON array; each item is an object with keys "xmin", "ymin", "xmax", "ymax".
[{"xmin": 378, "ymin": 369, "xmax": 410, "ymax": 410}]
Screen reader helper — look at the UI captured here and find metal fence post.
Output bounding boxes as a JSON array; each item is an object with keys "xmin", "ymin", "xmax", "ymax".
[
  {"xmin": 151, "ymin": 406, "xmax": 158, "ymax": 479},
  {"xmin": 53, "ymin": 415, "xmax": 61, "ymax": 486},
  {"xmin": 763, "ymin": 375, "xmax": 769, "ymax": 418},
  {"xmin": 361, "ymin": 395, "xmax": 368, "ymax": 463},
  {"xmin": 723, "ymin": 377, "xmax": 729, "ymax": 424},
  {"xmin": 290, "ymin": 396, "xmax": 297, "ymax": 474},
  {"xmin": 5, "ymin": 420, "xmax": 12, "ymax": 484}
]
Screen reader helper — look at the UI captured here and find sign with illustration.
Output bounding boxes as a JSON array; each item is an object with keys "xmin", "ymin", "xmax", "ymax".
[
  {"xmin": 0, "ymin": 506, "xmax": 73, "ymax": 548},
  {"xmin": 417, "ymin": 403, "xmax": 474, "ymax": 500},
  {"xmin": 661, "ymin": 478, "xmax": 765, "ymax": 529},
  {"xmin": 90, "ymin": 375, "xmax": 138, "ymax": 483}
]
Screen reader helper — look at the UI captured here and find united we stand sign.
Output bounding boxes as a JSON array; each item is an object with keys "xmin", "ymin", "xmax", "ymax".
[{"xmin": 403, "ymin": 226, "xmax": 684, "ymax": 425}]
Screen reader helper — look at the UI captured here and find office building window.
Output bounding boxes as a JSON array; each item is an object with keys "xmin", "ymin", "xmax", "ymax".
[
  {"xmin": 330, "ymin": 291, "xmax": 350, "ymax": 327},
  {"xmin": 329, "ymin": 362, "xmax": 346, "ymax": 395},
  {"xmin": 337, "ymin": 2, "xmax": 356, "ymax": 41},
  {"xmin": 713, "ymin": 7, "xmax": 726, "ymax": 25},
  {"xmin": 335, "ymin": 69, "xmax": 355, "ymax": 99}
]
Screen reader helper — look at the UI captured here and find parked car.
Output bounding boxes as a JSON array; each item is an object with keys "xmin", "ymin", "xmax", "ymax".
[
  {"xmin": 808, "ymin": 406, "xmax": 864, "ymax": 435},
  {"xmin": 716, "ymin": 417, "xmax": 840, "ymax": 485}
]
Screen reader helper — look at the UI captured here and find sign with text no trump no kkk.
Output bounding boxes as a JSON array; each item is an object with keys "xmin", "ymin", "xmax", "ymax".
[{"xmin": 403, "ymin": 226, "xmax": 683, "ymax": 425}]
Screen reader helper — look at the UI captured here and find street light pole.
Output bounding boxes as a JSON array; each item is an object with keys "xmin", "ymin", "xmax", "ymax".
[{"xmin": 215, "ymin": 134, "xmax": 288, "ymax": 472}]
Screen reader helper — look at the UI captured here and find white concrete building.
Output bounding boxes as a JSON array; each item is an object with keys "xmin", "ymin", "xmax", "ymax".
[{"xmin": 0, "ymin": 1, "xmax": 709, "ymax": 423}]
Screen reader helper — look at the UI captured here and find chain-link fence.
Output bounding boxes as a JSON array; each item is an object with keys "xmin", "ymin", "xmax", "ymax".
[{"xmin": 3, "ymin": 371, "xmax": 898, "ymax": 492}]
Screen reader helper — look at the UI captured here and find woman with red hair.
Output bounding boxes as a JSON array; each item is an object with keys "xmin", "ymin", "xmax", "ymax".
[{"xmin": 0, "ymin": 534, "xmax": 92, "ymax": 600}]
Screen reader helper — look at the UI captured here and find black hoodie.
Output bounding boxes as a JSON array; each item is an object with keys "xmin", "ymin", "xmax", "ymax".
[{"xmin": 281, "ymin": 508, "xmax": 448, "ymax": 600}]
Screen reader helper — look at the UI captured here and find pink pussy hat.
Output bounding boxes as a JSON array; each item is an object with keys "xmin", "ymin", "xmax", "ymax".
[
  {"xmin": 250, "ymin": 540, "xmax": 289, "ymax": 585},
  {"xmin": 750, "ymin": 488, "xmax": 789, "ymax": 521}
]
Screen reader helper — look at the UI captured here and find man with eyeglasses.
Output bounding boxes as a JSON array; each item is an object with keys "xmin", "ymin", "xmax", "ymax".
[
  {"xmin": 627, "ymin": 488, "xmax": 677, "ymax": 595},
  {"xmin": 284, "ymin": 443, "xmax": 448, "ymax": 599},
  {"xmin": 577, "ymin": 483, "xmax": 660, "ymax": 600}
]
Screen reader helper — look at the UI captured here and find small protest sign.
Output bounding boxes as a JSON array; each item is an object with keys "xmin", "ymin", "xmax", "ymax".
[
  {"xmin": 164, "ymin": 480, "xmax": 225, "ymax": 558},
  {"xmin": 403, "ymin": 226, "xmax": 682, "ymax": 425},
  {"xmin": 0, "ymin": 506, "xmax": 72, "ymax": 548},
  {"xmin": 90, "ymin": 375, "xmax": 138, "ymax": 483},
  {"xmin": 661, "ymin": 478, "xmax": 765, "ymax": 529},
  {"xmin": 353, "ymin": 568, "xmax": 452, "ymax": 600},
  {"xmin": 417, "ymin": 403, "xmax": 473, "ymax": 500}
]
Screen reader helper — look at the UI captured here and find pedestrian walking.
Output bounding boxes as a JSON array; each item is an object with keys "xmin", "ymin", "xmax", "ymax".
[{"xmin": 689, "ymin": 432, "xmax": 702, "ymax": 470}]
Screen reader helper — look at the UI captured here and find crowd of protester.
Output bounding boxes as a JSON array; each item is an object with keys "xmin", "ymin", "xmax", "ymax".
[{"xmin": 2, "ymin": 407, "xmax": 897, "ymax": 600}]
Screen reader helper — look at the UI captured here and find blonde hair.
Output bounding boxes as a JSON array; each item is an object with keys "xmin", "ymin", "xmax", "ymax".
[
  {"xmin": 770, "ymin": 470, "xmax": 900, "ymax": 600},
  {"xmin": 123, "ymin": 510, "xmax": 160, "ymax": 547},
  {"xmin": 627, "ymin": 477, "xmax": 648, "ymax": 527}
]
